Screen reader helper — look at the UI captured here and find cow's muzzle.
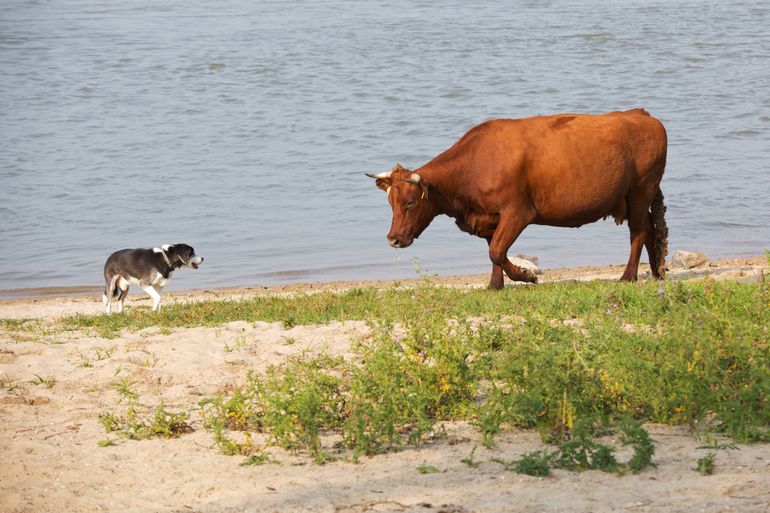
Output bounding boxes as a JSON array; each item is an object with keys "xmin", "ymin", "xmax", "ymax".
[{"xmin": 388, "ymin": 237, "xmax": 413, "ymax": 249}]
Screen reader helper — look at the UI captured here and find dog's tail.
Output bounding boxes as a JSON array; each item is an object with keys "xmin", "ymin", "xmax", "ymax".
[{"xmin": 103, "ymin": 275, "xmax": 119, "ymax": 305}]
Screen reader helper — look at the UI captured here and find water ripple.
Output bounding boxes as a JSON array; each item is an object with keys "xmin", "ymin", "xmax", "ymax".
[{"xmin": 1, "ymin": 0, "xmax": 769, "ymax": 290}]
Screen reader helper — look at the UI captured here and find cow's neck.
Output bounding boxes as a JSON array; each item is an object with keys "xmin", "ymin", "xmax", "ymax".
[
  {"xmin": 417, "ymin": 161, "xmax": 495, "ymax": 239},
  {"xmin": 416, "ymin": 163, "xmax": 463, "ymax": 218}
]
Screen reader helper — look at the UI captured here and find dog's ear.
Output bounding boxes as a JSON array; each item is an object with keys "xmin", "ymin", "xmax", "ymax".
[
  {"xmin": 171, "ymin": 244, "xmax": 195, "ymax": 260},
  {"xmin": 174, "ymin": 244, "xmax": 192, "ymax": 254}
]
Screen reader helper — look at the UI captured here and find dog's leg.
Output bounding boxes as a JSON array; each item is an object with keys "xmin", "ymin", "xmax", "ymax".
[
  {"xmin": 103, "ymin": 277, "xmax": 112, "ymax": 314},
  {"xmin": 141, "ymin": 285, "xmax": 162, "ymax": 311},
  {"xmin": 116, "ymin": 278, "xmax": 129, "ymax": 313},
  {"xmin": 103, "ymin": 289, "xmax": 111, "ymax": 314},
  {"xmin": 153, "ymin": 284, "xmax": 167, "ymax": 312},
  {"xmin": 116, "ymin": 292, "xmax": 126, "ymax": 313}
]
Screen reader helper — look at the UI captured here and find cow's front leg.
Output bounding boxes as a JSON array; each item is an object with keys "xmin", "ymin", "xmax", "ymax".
[
  {"xmin": 488, "ymin": 263, "xmax": 505, "ymax": 290},
  {"xmin": 502, "ymin": 259, "xmax": 538, "ymax": 284},
  {"xmin": 487, "ymin": 214, "xmax": 535, "ymax": 289}
]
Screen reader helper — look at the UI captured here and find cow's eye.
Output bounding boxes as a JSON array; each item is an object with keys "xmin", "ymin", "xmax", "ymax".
[{"xmin": 406, "ymin": 200, "xmax": 416, "ymax": 209}]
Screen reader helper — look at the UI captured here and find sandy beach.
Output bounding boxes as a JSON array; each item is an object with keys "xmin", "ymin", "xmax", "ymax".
[{"xmin": 1, "ymin": 256, "xmax": 769, "ymax": 513}]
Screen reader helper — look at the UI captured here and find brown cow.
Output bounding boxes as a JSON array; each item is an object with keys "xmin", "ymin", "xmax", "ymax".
[{"xmin": 366, "ymin": 109, "xmax": 668, "ymax": 289}]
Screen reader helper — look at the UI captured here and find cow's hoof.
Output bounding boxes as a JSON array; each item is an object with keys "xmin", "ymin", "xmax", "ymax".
[
  {"xmin": 487, "ymin": 280, "xmax": 504, "ymax": 290},
  {"xmin": 518, "ymin": 270, "xmax": 538, "ymax": 284}
]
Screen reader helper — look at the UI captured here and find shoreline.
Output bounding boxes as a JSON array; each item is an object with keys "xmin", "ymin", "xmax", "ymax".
[
  {"xmin": 2, "ymin": 255, "xmax": 765, "ymax": 302},
  {"xmin": 0, "ymin": 255, "xmax": 765, "ymax": 321}
]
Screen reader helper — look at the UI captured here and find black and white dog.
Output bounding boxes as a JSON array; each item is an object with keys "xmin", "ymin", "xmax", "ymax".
[{"xmin": 102, "ymin": 244, "xmax": 204, "ymax": 313}]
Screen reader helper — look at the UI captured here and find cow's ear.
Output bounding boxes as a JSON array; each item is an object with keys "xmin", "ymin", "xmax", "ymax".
[
  {"xmin": 374, "ymin": 177, "xmax": 392, "ymax": 192},
  {"xmin": 418, "ymin": 178, "xmax": 431, "ymax": 199}
]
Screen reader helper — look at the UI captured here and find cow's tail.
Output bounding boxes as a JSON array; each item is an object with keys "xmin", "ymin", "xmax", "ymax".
[{"xmin": 650, "ymin": 186, "xmax": 668, "ymax": 279}]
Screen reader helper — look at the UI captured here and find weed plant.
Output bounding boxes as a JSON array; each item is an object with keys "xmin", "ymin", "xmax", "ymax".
[
  {"xmin": 30, "ymin": 374, "xmax": 56, "ymax": 388},
  {"xmin": 416, "ymin": 463, "xmax": 440, "ymax": 474},
  {"xmin": 493, "ymin": 419, "xmax": 655, "ymax": 477},
  {"xmin": 240, "ymin": 452, "xmax": 274, "ymax": 466},
  {"xmin": 200, "ymin": 353, "xmax": 345, "ymax": 463},
  {"xmin": 493, "ymin": 450, "xmax": 553, "ymax": 477},
  {"xmin": 100, "ymin": 402, "xmax": 192, "ymax": 440},
  {"xmin": 695, "ymin": 452, "xmax": 716, "ymax": 475},
  {"xmin": 100, "ymin": 380, "xmax": 191, "ymax": 441},
  {"xmin": 548, "ymin": 418, "xmax": 619, "ymax": 472}
]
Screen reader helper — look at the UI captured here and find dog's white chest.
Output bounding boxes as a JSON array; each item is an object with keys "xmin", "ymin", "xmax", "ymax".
[{"xmin": 151, "ymin": 272, "xmax": 171, "ymax": 288}]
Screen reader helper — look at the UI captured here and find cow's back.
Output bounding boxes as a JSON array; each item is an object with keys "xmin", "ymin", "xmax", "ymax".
[
  {"xmin": 523, "ymin": 110, "xmax": 666, "ymax": 225},
  {"xmin": 423, "ymin": 110, "xmax": 667, "ymax": 227}
]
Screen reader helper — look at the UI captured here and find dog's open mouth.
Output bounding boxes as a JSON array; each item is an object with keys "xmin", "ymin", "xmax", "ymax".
[{"xmin": 186, "ymin": 256, "xmax": 203, "ymax": 269}]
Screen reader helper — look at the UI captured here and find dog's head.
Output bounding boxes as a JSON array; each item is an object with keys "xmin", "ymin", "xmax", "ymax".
[{"xmin": 165, "ymin": 244, "xmax": 204, "ymax": 269}]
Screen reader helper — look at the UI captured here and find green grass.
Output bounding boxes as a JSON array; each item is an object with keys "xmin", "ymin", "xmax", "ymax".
[
  {"xmin": 27, "ymin": 273, "xmax": 767, "ymax": 463},
  {"xmin": 52, "ymin": 280, "xmax": 674, "ymax": 337},
  {"xmin": 197, "ymin": 278, "xmax": 768, "ymax": 461}
]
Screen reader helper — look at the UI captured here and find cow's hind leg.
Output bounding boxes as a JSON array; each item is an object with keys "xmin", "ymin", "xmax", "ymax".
[{"xmin": 620, "ymin": 194, "xmax": 653, "ymax": 282}]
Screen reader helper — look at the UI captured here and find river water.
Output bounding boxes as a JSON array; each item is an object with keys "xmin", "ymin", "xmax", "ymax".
[{"xmin": 1, "ymin": 0, "xmax": 769, "ymax": 293}]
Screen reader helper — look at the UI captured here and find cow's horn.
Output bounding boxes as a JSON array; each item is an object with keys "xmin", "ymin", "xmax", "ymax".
[
  {"xmin": 406, "ymin": 173, "xmax": 422, "ymax": 184},
  {"xmin": 365, "ymin": 171, "xmax": 393, "ymax": 179}
]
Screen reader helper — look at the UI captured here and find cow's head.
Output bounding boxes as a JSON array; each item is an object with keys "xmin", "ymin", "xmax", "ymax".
[{"xmin": 366, "ymin": 163, "xmax": 437, "ymax": 248}]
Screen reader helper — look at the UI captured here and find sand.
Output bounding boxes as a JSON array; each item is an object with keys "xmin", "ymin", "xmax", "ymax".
[{"xmin": 1, "ymin": 256, "xmax": 768, "ymax": 513}]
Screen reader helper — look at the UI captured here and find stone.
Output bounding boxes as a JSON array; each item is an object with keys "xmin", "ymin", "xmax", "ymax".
[
  {"xmin": 670, "ymin": 250, "xmax": 709, "ymax": 270},
  {"xmin": 514, "ymin": 254, "xmax": 539, "ymax": 266},
  {"xmin": 508, "ymin": 256, "xmax": 542, "ymax": 275}
]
